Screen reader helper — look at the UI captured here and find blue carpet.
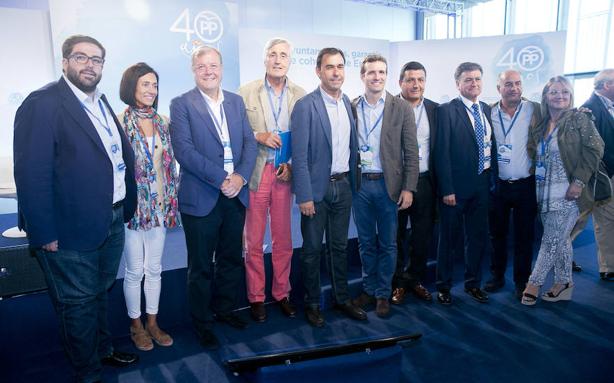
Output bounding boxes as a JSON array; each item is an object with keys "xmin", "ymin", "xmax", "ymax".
[{"xmin": 1, "ymin": 219, "xmax": 614, "ymax": 382}]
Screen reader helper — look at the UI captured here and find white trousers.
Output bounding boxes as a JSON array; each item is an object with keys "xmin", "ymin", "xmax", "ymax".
[{"xmin": 123, "ymin": 225, "xmax": 166, "ymax": 319}]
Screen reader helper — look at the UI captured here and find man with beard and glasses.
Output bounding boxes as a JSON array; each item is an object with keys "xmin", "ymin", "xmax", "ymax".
[{"xmin": 14, "ymin": 35, "xmax": 138, "ymax": 382}]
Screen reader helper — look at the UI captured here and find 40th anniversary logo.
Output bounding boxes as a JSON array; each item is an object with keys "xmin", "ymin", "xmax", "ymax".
[{"xmin": 170, "ymin": 8, "xmax": 224, "ymax": 56}]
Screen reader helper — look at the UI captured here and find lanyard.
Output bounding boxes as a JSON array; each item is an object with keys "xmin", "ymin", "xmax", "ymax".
[
  {"xmin": 82, "ymin": 99, "xmax": 113, "ymax": 137},
  {"xmin": 137, "ymin": 126, "xmax": 157, "ymax": 167},
  {"xmin": 266, "ymin": 83, "xmax": 286, "ymax": 131},
  {"xmin": 462, "ymin": 100, "xmax": 487, "ymax": 137},
  {"xmin": 540, "ymin": 126, "xmax": 558, "ymax": 157},
  {"xmin": 361, "ymin": 97, "xmax": 384, "ymax": 143},
  {"xmin": 205, "ymin": 101, "xmax": 226, "ymax": 140},
  {"xmin": 415, "ymin": 102, "xmax": 425, "ymax": 129},
  {"xmin": 497, "ymin": 102, "xmax": 523, "ymax": 141}
]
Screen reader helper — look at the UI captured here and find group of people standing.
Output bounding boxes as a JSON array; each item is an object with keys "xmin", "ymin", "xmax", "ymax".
[{"xmin": 13, "ymin": 34, "xmax": 614, "ymax": 383}]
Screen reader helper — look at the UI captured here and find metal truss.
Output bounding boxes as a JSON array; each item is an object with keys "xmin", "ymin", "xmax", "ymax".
[{"xmin": 349, "ymin": 0, "xmax": 465, "ymax": 15}]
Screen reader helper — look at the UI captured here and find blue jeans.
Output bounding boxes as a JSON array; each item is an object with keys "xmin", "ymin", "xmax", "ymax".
[
  {"xmin": 36, "ymin": 205, "xmax": 125, "ymax": 383},
  {"xmin": 352, "ymin": 177, "xmax": 399, "ymax": 299}
]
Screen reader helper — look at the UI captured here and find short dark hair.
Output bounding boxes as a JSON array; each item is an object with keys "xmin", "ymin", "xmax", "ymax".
[
  {"xmin": 454, "ymin": 62, "xmax": 483, "ymax": 81},
  {"xmin": 119, "ymin": 62, "xmax": 159, "ymax": 110},
  {"xmin": 399, "ymin": 61, "xmax": 427, "ymax": 81},
  {"xmin": 62, "ymin": 35, "xmax": 106, "ymax": 59},
  {"xmin": 316, "ymin": 47, "xmax": 345, "ymax": 69},
  {"xmin": 360, "ymin": 54, "xmax": 387, "ymax": 75}
]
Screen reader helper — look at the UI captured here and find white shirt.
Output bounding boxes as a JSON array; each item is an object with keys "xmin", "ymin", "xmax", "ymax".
[
  {"xmin": 460, "ymin": 95, "xmax": 492, "ymax": 171},
  {"xmin": 63, "ymin": 74, "xmax": 126, "ymax": 203},
  {"xmin": 199, "ymin": 88, "xmax": 234, "ymax": 174},
  {"xmin": 356, "ymin": 92, "xmax": 386, "ymax": 173},
  {"xmin": 413, "ymin": 99, "xmax": 430, "ymax": 173},
  {"xmin": 320, "ymin": 87, "xmax": 351, "ymax": 175},
  {"xmin": 491, "ymin": 100, "xmax": 534, "ymax": 180}
]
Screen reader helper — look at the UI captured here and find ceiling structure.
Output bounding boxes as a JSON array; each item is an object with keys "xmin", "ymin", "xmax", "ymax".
[{"xmin": 348, "ymin": 0, "xmax": 494, "ymax": 15}]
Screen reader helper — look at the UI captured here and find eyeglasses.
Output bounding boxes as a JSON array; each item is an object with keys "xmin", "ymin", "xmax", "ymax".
[{"xmin": 69, "ymin": 53, "xmax": 105, "ymax": 66}]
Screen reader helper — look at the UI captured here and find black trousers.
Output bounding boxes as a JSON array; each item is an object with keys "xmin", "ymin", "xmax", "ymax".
[
  {"xmin": 394, "ymin": 173, "xmax": 436, "ymax": 288},
  {"xmin": 436, "ymin": 170, "xmax": 490, "ymax": 292},
  {"xmin": 488, "ymin": 176, "xmax": 537, "ymax": 286},
  {"xmin": 181, "ymin": 194, "xmax": 245, "ymax": 335},
  {"xmin": 300, "ymin": 176, "xmax": 352, "ymax": 307}
]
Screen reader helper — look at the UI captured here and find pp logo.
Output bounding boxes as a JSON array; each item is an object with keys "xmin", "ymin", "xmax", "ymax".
[
  {"xmin": 194, "ymin": 11, "xmax": 223, "ymax": 43},
  {"xmin": 516, "ymin": 45, "xmax": 544, "ymax": 72}
]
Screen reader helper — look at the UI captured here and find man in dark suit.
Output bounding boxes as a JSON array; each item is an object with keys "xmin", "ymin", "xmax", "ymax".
[
  {"xmin": 13, "ymin": 35, "xmax": 138, "ymax": 382},
  {"xmin": 392, "ymin": 61, "xmax": 439, "ymax": 304},
  {"xmin": 434, "ymin": 62, "xmax": 497, "ymax": 305},
  {"xmin": 350, "ymin": 55, "xmax": 418, "ymax": 317},
  {"xmin": 291, "ymin": 47, "xmax": 366, "ymax": 327},
  {"xmin": 170, "ymin": 46, "xmax": 257, "ymax": 348},
  {"xmin": 573, "ymin": 68, "xmax": 614, "ymax": 281}
]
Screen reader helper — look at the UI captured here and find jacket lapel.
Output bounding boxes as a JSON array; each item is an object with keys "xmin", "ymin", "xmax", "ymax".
[
  {"xmin": 189, "ymin": 87, "xmax": 222, "ymax": 147},
  {"xmin": 313, "ymin": 89, "xmax": 332, "ymax": 148},
  {"xmin": 453, "ymin": 98, "xmax": 478, "ymax": 146},
  {"xmin": 258, "ymin": 84, "xmax": 273, "ymax": 132}
]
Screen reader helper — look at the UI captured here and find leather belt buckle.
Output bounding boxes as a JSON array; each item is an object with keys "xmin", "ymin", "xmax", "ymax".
[
  {"xmin": 362, "ymin": 173, "xmax": 383, "ymax": 180},
  {"xmin": 330, "ymin": 172, "xmax": 348, "ymax": 181}
]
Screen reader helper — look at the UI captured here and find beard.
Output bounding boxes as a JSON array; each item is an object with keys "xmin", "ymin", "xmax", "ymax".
[{"xmin": 65, "ymin": 65, "xmax": 101, "ymax": 94}]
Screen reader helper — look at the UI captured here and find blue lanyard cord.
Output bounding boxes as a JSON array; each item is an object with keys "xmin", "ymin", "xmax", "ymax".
[
  {"xmin": 415, "ymin": 102, "xmax": 425, "ymax": 128},
  {"xmin": 497, "ymin": 102, "xmax": 523, "ymax": 141},
  {"xmin": 81, "ymin": 99, "xmax": 113, "ymax": 137},
  {"xmin": 540, "ymin": 125, "xmax": 558, "ymax": 157},
  {"xmin": 205, "ymin": 102, "xmax": 226, "ymax": 140},
  {"xmin": 137, "ymin": 126, "xmax": 157, "ymax": 167},
  {"xmin": 266, "ymin": 83, "xmax": 286, "ymax": 131},
  {"xmin": 462, "ymin": 100, "xmax": 487, "ymax": 137},
  {"xmin": 360, "ymin": 97, "xmax": 384, "ymax": 143}
]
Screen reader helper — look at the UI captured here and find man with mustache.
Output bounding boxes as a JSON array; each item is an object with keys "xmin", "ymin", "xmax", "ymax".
[
  {"xmin": 14, "ymin": 35, "xmax": 138, "ymax": 382},
  {"xmin": 350, "ymin": 54, "xmax": 418, "ymax": 317},
  {"xmin": 486, "ymin": 70, "xmax": 542, "ymax": 299}
]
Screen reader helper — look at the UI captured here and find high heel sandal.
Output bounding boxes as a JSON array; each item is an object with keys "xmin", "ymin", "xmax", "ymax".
[
  {"xmin": 521, "ymin": 292, "xmax": 538, "ymax": 306},
  {"xmin": 541, "ymin": 283, "xmax": 574, "ymax": 302}
]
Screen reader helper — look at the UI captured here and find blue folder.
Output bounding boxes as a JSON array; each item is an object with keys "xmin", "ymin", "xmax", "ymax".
[{"xmin": 274, "ymin": 131, "xmax": 291, "ymax": 167}]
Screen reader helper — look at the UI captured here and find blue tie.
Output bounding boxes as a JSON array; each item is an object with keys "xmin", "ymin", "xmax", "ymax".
[{"xmin": 472, "ymin": 103, "xmax": 485, "ymax": 174}]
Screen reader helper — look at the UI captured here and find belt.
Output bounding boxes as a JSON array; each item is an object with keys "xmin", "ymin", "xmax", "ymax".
[
  {"xmin": 330, "ymin": 172, "xmax": 348, "ymax": 181},
  {"xmin": 112, "ymin": 200, "xmax": 124, "ymax": 209},
  {"xmin": 419, "ymin": 171, "xmax": 430, "ymax": 178},
  {"xmin": 500, "ymin": 175, "xmax": 533, "ymax": 185},
  {"xmin": 362, "ymin": 173, "xmax": 383, "ymax": 180}
]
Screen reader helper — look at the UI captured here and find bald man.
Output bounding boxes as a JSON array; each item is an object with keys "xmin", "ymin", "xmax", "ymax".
[{"xmin": 486, "ymin": 70, "xmax": 542, "ymax": 299}]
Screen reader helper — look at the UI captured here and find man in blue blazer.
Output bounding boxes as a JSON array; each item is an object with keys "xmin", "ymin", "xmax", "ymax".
[
  {"xmin": 434, "ymin": 62, "xmax": 497, "ymax": 305},
  {"xmin": 170, "ymin": 46, "xmax": 257, "ymax": 348},
  {"xmin": 291, "ymin": 47, "xmax": 366, "ymax": 327},
  {"xmin": 573, "ymin": 69, "xmax": 614, "ymax": 281},
  {"xmin": 13, "ymin": 35, "xmax": 138, "ymax": 382}
]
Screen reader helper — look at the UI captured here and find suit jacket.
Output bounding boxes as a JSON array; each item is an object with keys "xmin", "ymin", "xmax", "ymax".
[
  {"xmin": 238, "ymin": 77, "xmax": 306, "ymax": 190},
  {"xmin": 351, "ymin": 91, "xmax": 419, "ymax": 202},
  {"xmin": 434, "ymin": 97, "xmax": 498, "ymax": 199},
  {"xmin": 583, "ymin": 92, "xmax": 614, "ymax": 177},
  {"xmin": 13, "ymin": 77, "xmax": 137, "ymax": 250},
  {"xmin": 170, "ymin": 88, "xmax": 257, "ymax": 216},
  {"xmin": 291, "ymin": 88, "xmax": 359, "ymax": 204}
]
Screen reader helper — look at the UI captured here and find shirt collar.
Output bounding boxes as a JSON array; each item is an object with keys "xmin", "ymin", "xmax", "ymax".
[
  {"xmin": 595, "ymin": 91, "xmax": 614, "ymax": 108},
  {"xmin": 460, "ymin": 94, "xmax": 480, "ymax": 110},
  {"xmin": 63, "ymin": 73, "xmax": 101, "ymax": 104},
  {"xmin": 362, "ymin": 92, "xmax": 386, "ymax": 108},
  {"xmin": 265, "ymin": 76, "xmax": 288, "ymax": 93},
  {"xmin": 319, "ymin": 86, "xmax": 343, "ymax": 104},
  {"xmin": 199, "ymin": 87, "xmax": 224, "ymax": 106}
]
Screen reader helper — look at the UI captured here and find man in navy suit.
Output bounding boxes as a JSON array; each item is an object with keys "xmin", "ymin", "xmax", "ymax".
[
  {"xmin": 291, "ymin": 47, "xmax": 366, "ymax": 327},
  {"xmin": 170, "ymin": 46, "xmax": 257, "ymax": 349},
  {"xmin": 434, "ymin": 62, "xmax": 496, "ymax": 305},
  {"xmin": 13, "ymin": 35, "xmax": 138, "ymax": 382}
]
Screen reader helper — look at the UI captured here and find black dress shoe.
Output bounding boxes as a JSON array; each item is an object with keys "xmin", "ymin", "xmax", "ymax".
[
  {"xmin": 600, "ymin": 272, "xmax": 614, "ymax": 281},
  {"xmin": 484, "ymin": 278, "xmax": 505, "ymax": 292},
  {"xmin": 465, "ymin": 287, "xmax": 489, "ymax": 303},
  {"xmin": 352, "ymin": 291, "xmax": 376, "ymax": 309},
  {"xmin": 216, "ymin": 312, "xmax": 248, "ymax": 329},
  {"xmin": 199, "ymin": 330, "xmax": 220, "ymax": 350},
  {"xmin": 305, "ymin": 306, "xmax": 325, "ymax": 327},
  {"xmin": 335, "ymin": 301, "xmax": 367, "ymax": 321},
  {"xmin": 101, "ymin": 350, "xmax": 139, "ymax": 368},
  {"xmin": 250, "ymin": 302, "xmax": 266, "ymax": 322},
  {"xmin": 276, "ymin": 297, "xmax": 296, "ymax": 318},
  {"xmin": 572, "ymin": 261, "xmax": 582, "ymax": 272},
  {"xmin": 437, "ymin": 291, "xmax": 452, "ymax": 305}
]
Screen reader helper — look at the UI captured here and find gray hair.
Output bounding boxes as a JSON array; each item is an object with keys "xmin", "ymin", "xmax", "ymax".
[
  {"xmin": 594, "ymin": 69, "xmax": 614, "ymax": 90},
  {"xmin": 191, "ymin": 45, "xmax": 223, "ymax": 66},
  {"xmin": 263, "ymin": 37, "xmax": 292, "ymax": 61}
]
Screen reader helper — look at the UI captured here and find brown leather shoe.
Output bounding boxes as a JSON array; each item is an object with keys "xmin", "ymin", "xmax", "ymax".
[
  {"xmin": 276, "ymin": 297, "xmax": 296, "ymax": 318},
  {"xmin": 376, "ymin": 298, "xmax": 390, "ymax": 318},
  {"xmin": 352, "ymin": 292, "xmax": 376, "ymax": 309},
  {"xmin": 250, "ymin": 302, "xmax": 266, "ymax": 322},
  {"xmin": 411, "ymin": 284, "xmax": 433, "ymax": 301},
  {"xmin": 391, "ymin": 287, "xmax": 406, "ymax": 305}
]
